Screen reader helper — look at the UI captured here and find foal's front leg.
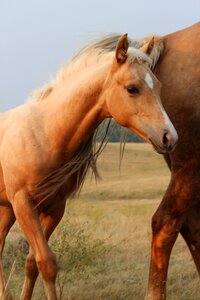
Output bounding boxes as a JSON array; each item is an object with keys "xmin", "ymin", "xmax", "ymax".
[
  {"xmin": 11, "ymin": 190, "xmax": 58, "ymax": 300},
  {"xmin": 0, "ymin": 205, "xmax": 15, "ymax": 300},
  {"xmin": 20, "ymin": 201, "xmax": 66, "ymax": 300}
]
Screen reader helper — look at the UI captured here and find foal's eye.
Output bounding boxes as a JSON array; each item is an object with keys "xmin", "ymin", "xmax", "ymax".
[{"xmin": 126, "ymin": 86, "xmax": 139, "ymax": 95}]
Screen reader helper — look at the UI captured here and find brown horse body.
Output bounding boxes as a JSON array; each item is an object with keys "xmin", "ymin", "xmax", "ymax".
[
  {"xmin": 0, "ymin": 35, "xmax": 177, "ymax": 299},
  {"xmin": 146, "ymin": 22, "xmax": 200, "ymax": 300},
  {"xmin": 92, "ymin": 23, "xmax": 200, "ymax": 299}
]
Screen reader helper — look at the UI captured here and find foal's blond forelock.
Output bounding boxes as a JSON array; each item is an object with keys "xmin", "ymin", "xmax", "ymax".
[{"xmin": 127, "ymin": 48, "xmax": 152, "ymax": 65}]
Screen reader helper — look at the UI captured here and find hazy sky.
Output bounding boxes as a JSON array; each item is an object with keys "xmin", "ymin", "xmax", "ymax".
[{"xmin": 0, "ymin": 0, "xmax": 199, "ymax": 111}]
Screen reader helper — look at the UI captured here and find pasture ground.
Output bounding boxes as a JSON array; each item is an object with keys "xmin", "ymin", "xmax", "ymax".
[{"xmin": 4, "ymin": 144, "xmax": 200, "ymax": 299}]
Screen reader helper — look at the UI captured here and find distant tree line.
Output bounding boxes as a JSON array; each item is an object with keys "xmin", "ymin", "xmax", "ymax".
[{"xmin": 96, "ymin": 119, "xmax": 143, "ymax": 143}]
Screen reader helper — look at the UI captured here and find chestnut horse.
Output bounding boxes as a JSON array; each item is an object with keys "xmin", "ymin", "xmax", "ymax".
[
  {"xmin": 130, "ymin": 22, "xmax": 200, "ymax": 299},
  {"xmin": 90, "ymin": 23, "xmax": 200, "ymax": 299},
  {"xmin": 146, "ymin": 22, "xmax": 200, "ymax": 300},
  {"xmin": 0, "ymin": 34, "xmax": 177, "ymax": 299}
]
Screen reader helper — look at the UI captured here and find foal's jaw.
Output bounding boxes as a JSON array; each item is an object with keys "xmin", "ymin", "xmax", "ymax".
[{"xmin": 126, "ymin": 124, "xmax": 178, "ymax": 154}]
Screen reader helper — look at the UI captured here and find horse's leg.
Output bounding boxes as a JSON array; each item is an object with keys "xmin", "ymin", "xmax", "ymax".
[
  {"xmin": 0, "ymin": 205, "xmax": 15, "ymax": 300},
  {"xmin": 181, "ymin": 203, "xmax": 200, "ymax": 274},
  {"xmin": 146, "ymin": 169, "xmax": 194, "ymax": 300},
  {"xmin": 20, "ymin": 202, "xmax": 66, "ymax": 300},
  {"xmin": 12, "ymin": 191, "xmax": 58, "ymax": 300}
]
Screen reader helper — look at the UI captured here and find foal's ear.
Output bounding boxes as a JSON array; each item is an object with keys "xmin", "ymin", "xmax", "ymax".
[
  {"xmin": 139, "ymin": 37, "xmax": 154, "ymax": 55},
  {"xmin": 115, "ymin": 33, "xmax": 129, "ymax": 64}
]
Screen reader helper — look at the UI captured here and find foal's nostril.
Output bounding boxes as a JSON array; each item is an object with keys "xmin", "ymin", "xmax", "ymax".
[
  {"xmin": 162, "ymin": 132, "xmax": 169, "ymax": 147},
  {"xmin": 162, "ymin": 131, "xmax": 175, "ymax": 151}
]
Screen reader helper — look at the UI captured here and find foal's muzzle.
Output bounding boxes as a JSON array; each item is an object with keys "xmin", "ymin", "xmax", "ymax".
[{"xmin": 150, "ymin": 128, "xmax": 178, "ymax": 154}]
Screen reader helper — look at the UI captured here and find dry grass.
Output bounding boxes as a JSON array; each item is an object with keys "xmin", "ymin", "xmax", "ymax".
[{"xmin": 3, "ymin": 143, "xmax": 200, "ymax": 299}]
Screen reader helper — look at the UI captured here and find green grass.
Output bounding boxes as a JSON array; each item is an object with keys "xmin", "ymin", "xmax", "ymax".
[{"xmin": 3, "ymin": 143, "xmax": 200, "ymax": 299}]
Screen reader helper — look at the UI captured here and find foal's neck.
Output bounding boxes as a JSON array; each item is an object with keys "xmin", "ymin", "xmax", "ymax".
[{"xmin": 39, "ymin": 62, "xmax": 110, "ymax": 159}]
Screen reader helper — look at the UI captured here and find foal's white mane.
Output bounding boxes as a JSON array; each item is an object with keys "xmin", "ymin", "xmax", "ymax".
[{"xmin": 29, "ymin": 33, "xmax": 164, "ymax": 103}]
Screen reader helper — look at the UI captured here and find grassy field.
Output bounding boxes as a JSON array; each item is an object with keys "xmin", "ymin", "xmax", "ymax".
[{"xmin": 4, "ymin": 143, "xmax": 200, "ymax": 299}]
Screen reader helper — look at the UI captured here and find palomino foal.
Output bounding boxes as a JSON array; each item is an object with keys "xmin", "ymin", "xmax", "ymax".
[{"xmin": 0, "ymin": 34, "xmax": 177, "ymax": 299}]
